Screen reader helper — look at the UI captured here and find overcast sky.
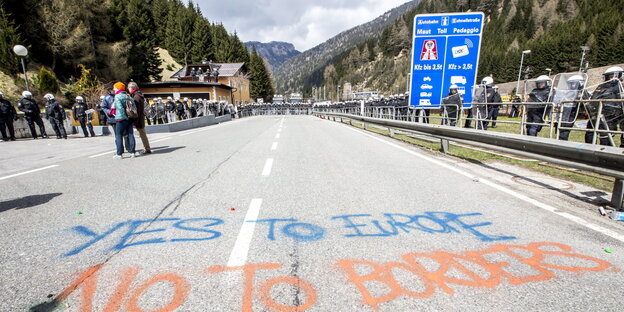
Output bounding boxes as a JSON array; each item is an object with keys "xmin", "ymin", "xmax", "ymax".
[{"xmin": 196, "ymin": 0, "xmax": 410, "ymax": 51}]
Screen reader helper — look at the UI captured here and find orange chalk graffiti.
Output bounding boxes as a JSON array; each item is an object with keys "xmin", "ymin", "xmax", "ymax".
[{"xmin": 336, "ymin": 242, "xmax": 614, "ymax": 310}]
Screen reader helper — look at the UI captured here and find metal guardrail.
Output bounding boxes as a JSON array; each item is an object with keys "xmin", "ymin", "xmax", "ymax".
[{"xmin": 313, "ymin": 111, "xmax": 624, "ymax": 210}]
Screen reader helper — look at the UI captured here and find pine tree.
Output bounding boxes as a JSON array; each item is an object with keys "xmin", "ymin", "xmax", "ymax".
[
  {"xmin": 0, "ymin": 1, "xmax": 21, "ymax": 74},
  {"xmin": 124, "ymin": 0, "xmax": 162, "ymax": 81},
  {"xmin": 249, "ymin": 46, "xmax": 274, "ymax": 102},
  {"xmin": 190, "ymin": 16, "xmax": 212, "ymax": 63},
  {"xmin": 211, "ymin": 23, "xmax": 233, "ymax": 63}
]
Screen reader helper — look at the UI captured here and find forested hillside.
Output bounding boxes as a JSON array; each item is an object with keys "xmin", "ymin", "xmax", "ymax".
[{"xmin": 319, "ymin": 0, "xmax": 624, "ymax": 99}]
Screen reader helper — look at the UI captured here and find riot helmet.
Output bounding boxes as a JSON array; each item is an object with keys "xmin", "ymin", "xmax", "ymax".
[
  {"xmin": 566, "ymin": 75, "xmax": 585, "ymax": 90},
  {"xmin": 603, "ymin": 66, "xmax": 624, "ymax": 81},
  {"xmin": 76, "ymin": 96, "xmax": 84, "ymax": 102},
  {"xmin": 22, "ymin": 91, "xmax": 32, "ymax": 98},
  {"xmin": 481, "ymin": 76, "xmax": 494, "ymax": 87},
  {"xmin": 449, "ymin": 84, "xmax": 458, "ymax": 94},
  {"xmin": 535, "ymin": 75, "xmax": 552, "ymax": 89},
  {"xmin": 43, "ymin": 94, "xmax": 54, "ymax": 100},
  {"xmin": 167, "ymin": 96, "xmax": 173, "ymax": 101}
]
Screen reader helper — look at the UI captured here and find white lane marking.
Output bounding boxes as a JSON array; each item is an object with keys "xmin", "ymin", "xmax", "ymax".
[
  {"xmin": 271, "ymin": 142, "xmax": 278, "ymax": 151},
  {"xmin": 0, "ymin": 165, "xmax": 59, "ymax": 181},
  {"xmin": 227, "ymin": 198, "xmax": 263, "ymax": 267},
  {"xmin": 88, "ymin": 150, "xmax": 115, "ymax": 158},
  {"xmin": 179, "ymin": 130, "xmax": 201, "ymax": 137},
  {"xmin": 275, "ymin": 133, "xmax": 280, "ymax": 139},
  {"xmin": 277, "ymin": 128, "xmax": 282, "ymax": 132},
  {"xmin": 341, "ymin": 125, "xmax": 624, "ymax": 243},
  {"xmin": 262, "ymin": 158, "xmax": 274, "ymax": 176},
  {"xmin": 150, "ymin": 137, "xmax": 172, "ymax": 143}
]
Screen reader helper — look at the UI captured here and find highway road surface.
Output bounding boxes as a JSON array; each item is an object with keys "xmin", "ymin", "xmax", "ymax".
[{"xmin": 1, "ymin": 115, "xmax": 623, "ymax": 312}]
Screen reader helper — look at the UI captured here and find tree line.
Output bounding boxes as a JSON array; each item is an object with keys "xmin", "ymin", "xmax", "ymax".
[
  {"xmin": 0, "ymin": 0, "xmax": 274, "ymax": 102},
  {"xmin": 317, "ymin": 0, "xmax": 624, "ymax": 97}
]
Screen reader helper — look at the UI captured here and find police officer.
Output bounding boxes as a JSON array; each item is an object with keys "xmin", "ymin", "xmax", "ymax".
[
  {"xmin": 96, "ymin": 95, "xmax": 108, "ymax": 126},
  {"xmin": 526, "ymin": 75, "xmax": 552, "ymax": 136},
  {"xmin": 557, "ymin": 75, "xmax": 587, "ymax": 141},
  {"xmin": 442, "ymin": 85, "xmax": 463, "ymax": 126},
  {"xmin": 585, "ymin": 66, "xmax": 624, "ymax": 147},
  {"xmin": 466, "ymin": 77, "xmax": 494, "ymax": 129},
  {"xmin": 0, "ymin": 91, "xmax": 17, "ymax": 141},
  {"xmin": 18, "ymin": 91, "xmax": 48, "ymax": 139},
  {"xmin": 190, "ymin": 68, "xmax": 197, "ymax": 81},
  {"xmin": 487, "ymin": 85, "xmax": 503, "ymax": 128},
  {"xmin": 44, "ymin": 94, "xmax": 67, "ymax": 139},
  {"xmin": 165, "ymin": 96, "xmax": 176, "ymax": 122},
  {"xmin": 73, "ymin": 96, "xmax": 95, "ymax": 137},
  {"xmin": 175, "ymin": 98, "xmax": 187, "ymax": 120}
]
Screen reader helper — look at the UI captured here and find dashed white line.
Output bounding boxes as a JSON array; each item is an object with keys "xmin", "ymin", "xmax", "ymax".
[
  {"xmin": 227, "ymin": 198, "xmax": 263, "ymax": 267},
  {"xmin": 262, "ymin": 158, "xmax": 274, "ymax": 176},
  {"xmin": 0, "ymin": 165, "xmax": 59, "ymax": 181},
  {"xmin": 271, "ymin": 142, "xmax": 278, "ymax": 151},
  {"xmin": 341, "ymin": 124, "xmax": 624, "ymax": 243},
  {"xmin": 275, "ymin": 133, "xmax": 280, "ymax": 139}
]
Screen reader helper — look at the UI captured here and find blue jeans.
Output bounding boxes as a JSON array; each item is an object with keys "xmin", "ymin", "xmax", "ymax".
[{"xmin": 115, "ymin": 119, "xmax": 135, "ymax": 155}]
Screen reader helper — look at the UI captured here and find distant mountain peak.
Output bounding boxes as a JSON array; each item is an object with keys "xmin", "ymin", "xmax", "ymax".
[{"xmin": 245, "ymin": 41, "xmax": 301, "ymax": 70}]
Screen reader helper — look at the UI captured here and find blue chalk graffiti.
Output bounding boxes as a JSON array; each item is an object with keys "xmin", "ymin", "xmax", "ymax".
[{"xmin": 62, "ymin": 212, "xmax": 514, "ymax": 257}]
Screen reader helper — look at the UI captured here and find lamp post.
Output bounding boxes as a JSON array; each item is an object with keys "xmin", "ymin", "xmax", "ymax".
[
  {"xmin": 545, "ymin": 68, "xmax": 552, "ymax": 77},
  {"xmin": 13, "ymin": 45, "xmax": 29, "ymax": 91},
  {"xmin": 579, "ymin": 46, "xmax": 590, "ymax": 73},
  {"xmin": 515, "ymin": 50, "xmax": 531, "ymax": 96}
]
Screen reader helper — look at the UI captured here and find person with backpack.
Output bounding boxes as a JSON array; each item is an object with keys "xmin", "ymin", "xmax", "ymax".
[
  {"xmin": 128, "ymin": 82, "xmax": 151, "ymax": 154},
  {"xmin": 43, "ymin": 94, "xmax": 67, "ymax": 139},
  {"xmin": 112, "ymin": 82, "xmax": 137, "ymax": 158}
]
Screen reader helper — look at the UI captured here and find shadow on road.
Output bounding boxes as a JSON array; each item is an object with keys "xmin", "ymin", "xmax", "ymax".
[
  {"xmin": 150, "ymin": 146, "xmax": 185, "ymax": 154},
  {"xmin": 0, "ymin": 193, "xmax": 62, "ymax": 213}
]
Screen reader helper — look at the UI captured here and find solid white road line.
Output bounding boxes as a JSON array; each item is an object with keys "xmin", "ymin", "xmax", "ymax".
[
  {"xmin": 262, "ymin": 158, "xmax": 274, "ymax": 176},
  {"xmin": 227, "ymin": 198, "xmax": 263, "ymax": 267},
  {"xmin": 150, "ymin": 137, "xmax": 172, "ymax": 143},
  {"xmin": 341, "ymin": 124, "xmax": 624, "ymax": 243},
  {"xmin": 275, "ymin": 133, "xmax": 280, "ymax": 139},
  {"xmin": 0, "ymin": 165, "xmax": 59, "ymax": 181},
  {"xmin": 88, "ymin": 150, "xmax": 115, "ymax": 158},
  {"xmin": 271, "ymin": 142, "xmax": 278, "ymax": 151}
]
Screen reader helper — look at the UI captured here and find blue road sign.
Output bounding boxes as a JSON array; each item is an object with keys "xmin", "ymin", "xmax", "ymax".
[{"xmin": 408, "ymin": 12, "xmax": 484, "ymax": 108}]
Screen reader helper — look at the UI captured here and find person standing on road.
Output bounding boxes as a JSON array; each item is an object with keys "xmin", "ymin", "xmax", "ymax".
[
  {"xmin": 72, "ymin": 96, "xmax": 96, "ymax": 137},
  {"xmin": 112, "ymin": 82, "xmax": 137, "ymax": 158},
  {"xmin": 557, "ymin": 75, "xmax": 588, "ymax": 141},
  {"xmin": 101, "ymin": 84, "xmax": 117, "ymax": 133},
  {"xmin": 165, "ymin": 96, "xmax": 176, "ymax": 123},
  {"xmin": 442, "ymin": 85, "xmax": 462, "ymax": 126},
  {"xmin": 128, "ymin": 82, "xmax": 151, "ymax": 154},
  {"xmin": 0, "ymin": 91, "xmax": 17, "ymax": 141},
  {"xmin": 526, "ymin": 75, "xmax": 552, "ymax": 136},
  {"xmin": 584, "ymin": 66, "xmax": 624, "ymax": 147},
  {"xmin": 175, "ymin": 98, "xmax": 187, "ymax": 120},
  {"xmin": 18, "ymin": 91, "xmax": 48, "ymax": 139},
  {"xmin": 43, "ymin": 94, "xmax": 67, "ymax": 139},
  {"xmin": 486, "ymin": 85, "xmax": 503, "ymax": 128}
]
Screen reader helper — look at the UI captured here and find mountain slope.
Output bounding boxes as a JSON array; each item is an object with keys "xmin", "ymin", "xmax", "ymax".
[
  {"xmin": 245, "ymin": 41, "xmax": 301, "ymax": 70},
  {"xmin": 274, "ymin": 0, "xmax": 422, "ymax": 94},
  {"xmin": 320, "ymin": 0, "xmax": 624, "ymax": 99}
]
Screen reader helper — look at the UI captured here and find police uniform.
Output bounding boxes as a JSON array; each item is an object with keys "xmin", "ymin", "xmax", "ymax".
[
  {"xmin": 585, "ymin": 79, "xmax": 624, "ymax": 147},
  {"xmin": 72, "ymin": 102, "xmax": 95, "ymax": 137},
  {"xmin": 0, "ymin": 97, "xmax": 17, "ymax": 141},
  {"xmin": 18, "ymin": 98, "xmax": 48, "ymax": 138},
  {"xmin": 45, "ymin": 99, "xmax": 67, "ymax": 139},
  {"xmin": 526, "ymin": 85, "xmax": 551, "ymax": 136}
]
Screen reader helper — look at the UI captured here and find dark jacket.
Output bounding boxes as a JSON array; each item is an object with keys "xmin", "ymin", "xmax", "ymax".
[
  {"xmin": 45, "ymin": 100, "xmax": 66, "ymax": 120},
  {"xmin": 0, "ymin": 98, "xmax": 17, "ymax": 119},
  {"xmin": 590, "ymin": 79, "xmax": 623, "ymax": 115},
  {"xmin": 72, "ymin": 102, "xmax": 89, "ymax": 119},
  {"xmin": 130, "ymin": 89, "xmax": 146, "ymax": 129},
  {"xmin": 18, "ymin": 98, "xmax": 41, "ymax": 118},
  {"xmin": 528, "ymin": 86, "xmax": 552, "ymax": 109},
  {"xmin": 100, "ymin": 92, "xmax": 116, "ymax": 124}
]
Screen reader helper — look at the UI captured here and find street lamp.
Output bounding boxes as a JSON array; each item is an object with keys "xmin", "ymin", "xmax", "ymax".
[
  {"xmin": 545, "ymin": 68, "xmax": 552, "ymax": 77},
  {"xmin": 515, "ymin": 50, "xmax": 531, "ymax": 96},
  {"xmin": 579, "ymin": 46, "xmax": 590, "ymax": 72},
  {"xmin": 13, "ymin": 45, "xmax": 29, "ymax": 91}
]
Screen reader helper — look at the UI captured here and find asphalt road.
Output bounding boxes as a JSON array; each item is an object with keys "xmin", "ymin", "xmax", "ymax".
[{"xmin": 1, "ymin": 115, "xmax": 623, "ymax": 312}]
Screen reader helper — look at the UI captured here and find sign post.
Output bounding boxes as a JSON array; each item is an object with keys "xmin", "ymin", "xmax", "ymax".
[{"xmin": 408, "ymin": 12, "xmax": 484, "ymax": 109}]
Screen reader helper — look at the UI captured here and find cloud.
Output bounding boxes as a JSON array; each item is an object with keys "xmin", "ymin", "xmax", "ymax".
[{"xmin": 195, "ymin": 0, "xmax": 410, "ymax": 51}]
